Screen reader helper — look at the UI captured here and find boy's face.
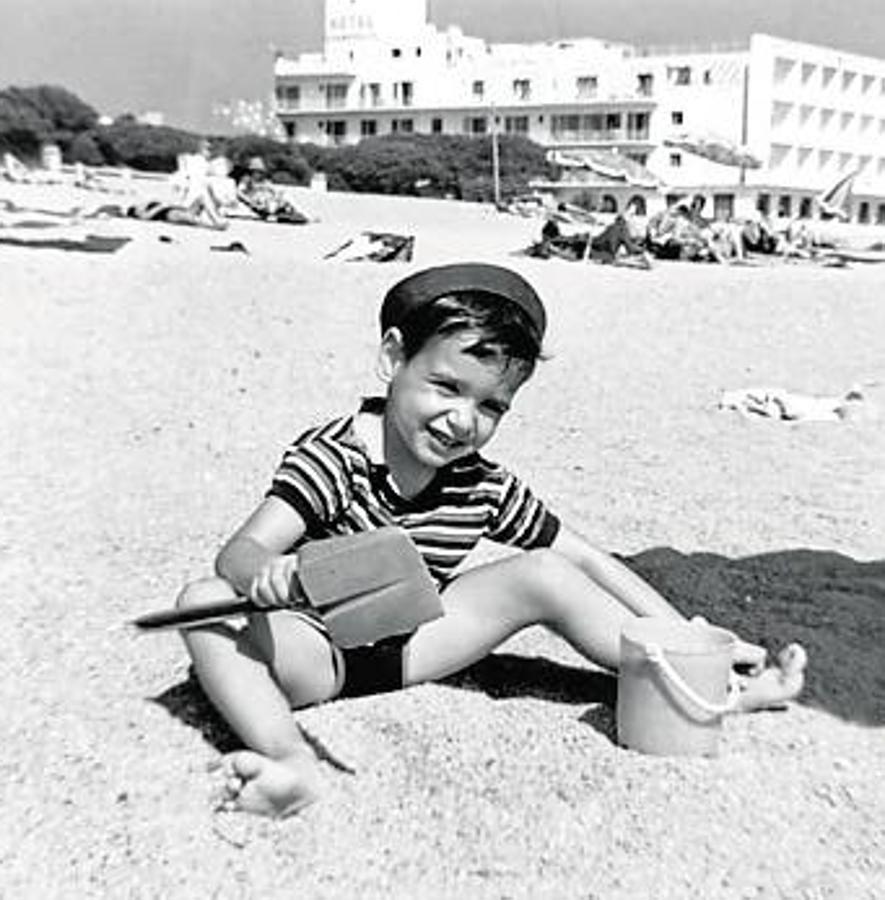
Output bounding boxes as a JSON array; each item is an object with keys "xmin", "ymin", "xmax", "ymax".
[{"xmin": 381, "ymin": 329, "xmax": 530, "ymax": 474}]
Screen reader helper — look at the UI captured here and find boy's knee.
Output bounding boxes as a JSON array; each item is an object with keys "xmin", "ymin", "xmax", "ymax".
[
  {"xmin": 521, "ymin": 547, "xmax": 577, "ymax": 583},
  {"xmin": 176, "ymin": 576, "xmax": 237, "ymax": 610},
  {"xmin": 512, "ymin": 548, "xmax": 580, "ymax": 605}
]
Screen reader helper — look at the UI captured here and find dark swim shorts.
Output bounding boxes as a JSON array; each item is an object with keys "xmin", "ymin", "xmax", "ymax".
[{"xmin": 338, "ymin": 634, "xmax": 409, "ymax": 699}]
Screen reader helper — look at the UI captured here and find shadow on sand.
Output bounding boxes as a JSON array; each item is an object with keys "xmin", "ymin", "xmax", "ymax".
[
  {"xmin": 446, "ymin": 547, "xmax": 885, "ymax": 728},
  {"xmin": 152, "ymin": 547, "xmax": 885, "ymax": 748}
]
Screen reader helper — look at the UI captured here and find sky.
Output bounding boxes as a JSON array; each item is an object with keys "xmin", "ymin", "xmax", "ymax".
[{"xmin": 2, "ymin": 0, "xmax": 884, "ymax": 133}]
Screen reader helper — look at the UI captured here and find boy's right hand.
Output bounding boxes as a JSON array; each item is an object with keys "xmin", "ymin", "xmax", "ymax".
[{"xmin": 248, "ymin": 554, "xmax": 301, "ymax": 608}]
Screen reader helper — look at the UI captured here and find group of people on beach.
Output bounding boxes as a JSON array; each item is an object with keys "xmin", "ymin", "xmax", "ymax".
[
  {"xmin": 162, "ymin": 261, "xmax": 808, "ymax": 819},
  {"xmin": 3, "ymin": 143, "xmax": 311, "ymax": 233},
  {"xmin": 527, "ymin": 193, "xmax": 852, "ymax": 266}
]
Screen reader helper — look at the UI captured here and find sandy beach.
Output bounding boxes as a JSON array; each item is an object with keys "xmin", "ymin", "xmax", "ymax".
[{"xmin": 2, "ymin": 178, "xmax": 884, "ymax": 898}]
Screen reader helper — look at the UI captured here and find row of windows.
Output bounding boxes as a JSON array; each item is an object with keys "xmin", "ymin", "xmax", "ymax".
[
  {"xmin": 312, "ymin": 115, "xmax": 533, "ymax": 141},
  {"xmin": 757, "ymin": 192, "xmax": 885, "ymax": 224},
  {"xmin": 771, "ymin": 103, "xmax": 885, "ymax": 134},
  {"xmin": 277, "ymin": 72, "xmax": 661, "ymax": 113},
  {"xmin": 774, "ymin": 57, "xmax": 885, "ymax": 96},
  {"xmin": 550, "ymin": 112, "xmax": 650, "ymax": 141}
]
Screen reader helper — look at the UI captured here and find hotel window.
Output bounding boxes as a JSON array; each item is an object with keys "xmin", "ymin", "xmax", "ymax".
[
  {"xmin": 325, "ymin": 84, "xmax": 348, "ymax": 110},
  {"xmin": 671, "ymin": 110, "xmax": 684, "ymax": 126},
  {"xmin": 756, "ymin": 194, "xmax": 771, "ymax": 215},
  {"xmin": 326, "ymin": 120, "xmax": 347, "ymax": 144},
  {"xmin": 472, "ymin": 80, "xmax": 485, "ymax": 101},
  {"xmin": 576, "ymin": 76, "xmax": 598, "ymax": 99},
  {"xmin": 877, "ymin": 204, "xmax": 885, "ymax": 225},
  {"xmin": 283, "ymin": 121, "xmax": 296, "ymax": 139},
  {"xmin": 463, "ymin": 116, "xmax": 488, "ymax": 134},
  {"xmin": 605, "ymin": 112, "xmax": 621, "ymax": 135},
  {"xmin": 551, "ymin": 114, "xmax": 579, "ymax": 138},
  {"xmin": 391, "ymin": 118, "xmax": 413, "ymax": 133},
  {"xmin": 777, "ymin": 195, "xmax": 792, "ymax": 218},
  {"xmin": 276, "ymin": 85, "xmax": 300, "ymax": 109},
  {"xmin": 504, "ymin": 115, "xmax": 529, "ymax": 135},
  {"xmin": 399, "ymin": 81, "xmax": 414, "ymax": 107},
  {"xmin": 669, "ymin": 153, "xmax": 682, "ymax": 167},
  {"xmin": 392, "ymin": 48, "xmax": 401, "ymax": 58},
  {"xmin": 858, "ymin": 201, "xmax": 870, "ymax": 224},
  {"xmin": 368, "ymin": 83, "xmax": 382, "ymax": 107},
  {"xmin": 627, "ymin": 112, "xmax": 649, "ymax": 140},
  {"xmin": 713, "ymin": 194, "xmax": 734, "ymax": 220},
  {"xmin": 669, "ymin": 66, "xmax": 691, "ymax": 85},
  {"xmin": 360, "ymin": 119, "xmax": 377, "ymax": 137},
  {"xmin": 799, "ymin": 197, "xmax": 813, "ymax": 219},
  {"xmin": 637, "ymin": 73, "xmax": 653, "ymax": 96},
  {"xmin": 703, "ymin": 69, "xmax": 713, "ymax": 85},
  {"xmin": 431, "ymin": 117, "xmax": 444, "ymax": 134},
  {"xmin": 512, "ymin": 79, "xmax": 532, "ymax": 101}
]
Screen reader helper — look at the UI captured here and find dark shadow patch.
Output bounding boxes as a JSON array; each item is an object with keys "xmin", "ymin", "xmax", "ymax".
[
  {"xmin": 621, "ymin": 548, "xmax": 885, "ymax": 726},
  {"xmin": 442, "ymin": 652, "xmax": 617, "ymax": 707},
  {"xmin": 149, "ymin": 670, "xmax": 241, "ymax": 753}
]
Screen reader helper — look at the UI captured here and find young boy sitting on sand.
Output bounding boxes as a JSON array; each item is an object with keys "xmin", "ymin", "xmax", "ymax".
[{"xmin": 176, "ymin": 262, "xmax": 806, "ymax": 818}]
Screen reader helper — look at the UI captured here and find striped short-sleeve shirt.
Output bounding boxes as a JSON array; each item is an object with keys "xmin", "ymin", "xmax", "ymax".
[{"xmin": 267, "ymin": 400, "xmax": 560, "ymax": 587}]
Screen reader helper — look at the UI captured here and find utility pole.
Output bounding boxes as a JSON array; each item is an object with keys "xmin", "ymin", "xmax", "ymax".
[{"xmin": 491, "ymin": 103, "xmax": 501, "ymax": 206}]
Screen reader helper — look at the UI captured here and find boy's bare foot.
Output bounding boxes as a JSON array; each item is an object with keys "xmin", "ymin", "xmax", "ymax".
[
  {"xmin": 690, "ymin": 616, "xmax": 766, "ymax": 672},
  {"xmin": 734, "ymin": 643, "xmax": 807, "ymax": 713},
  {"xmin": 215, "ymin": 748, "xmax": 322, "ymax": 818}
]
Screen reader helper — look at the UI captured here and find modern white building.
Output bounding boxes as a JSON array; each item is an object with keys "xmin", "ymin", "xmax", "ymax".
[{"xmin": 274, "ymin": 0, "xmax": 885, "ymax": 222}]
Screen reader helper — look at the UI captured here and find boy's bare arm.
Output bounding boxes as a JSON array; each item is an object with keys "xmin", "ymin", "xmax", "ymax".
[
  {"xmin": 551, "ymin": 524, "xmax": 684, "ymax": 620},
  {"xmin": 215, "ymin": 496, "xmax": 308, "ymax": 604}
]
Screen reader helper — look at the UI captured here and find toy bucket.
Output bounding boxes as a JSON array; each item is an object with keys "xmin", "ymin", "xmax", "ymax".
[{"xmin": 616, "ymin": 617, "xmax": 738, "ymax": 757}]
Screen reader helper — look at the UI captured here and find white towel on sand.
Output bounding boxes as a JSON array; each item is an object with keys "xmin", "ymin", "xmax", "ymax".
[{"xmin": 718, "ymin": 385, "xmax": 877, "ymax": 422}]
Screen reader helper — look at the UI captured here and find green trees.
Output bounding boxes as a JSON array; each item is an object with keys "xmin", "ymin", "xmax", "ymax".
[
  {"xmin": 0, "ymin": 82, "xmax": 553, "ymax": 200},
  {"xmin": 0, "ymin": 85, "xmax": 99, "ymax": 159},
  {"xmin": 313, "ymin": 134, "xmax": 555, "ymax": 200}
]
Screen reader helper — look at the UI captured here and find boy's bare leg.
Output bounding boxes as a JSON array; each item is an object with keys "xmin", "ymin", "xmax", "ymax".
[
  {"xmin": 177, "ymin": 578, "xmax": 338, "ymax": 816},
  {"xmin": 404, "ymin": 551, "xmax": 804, "ymax": 710},
  {"xmin": 405, "ymin": 550, "xmax": 633, "ymax": 681}
]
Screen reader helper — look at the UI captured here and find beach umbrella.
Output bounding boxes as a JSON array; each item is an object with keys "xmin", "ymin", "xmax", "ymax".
[
  {"xmin": 816, "ymin": 170, "xmax": 856, "ymax": 221},
  {"xmin": 549, "ymin": 149, "xmax": 662, "ymax": 189},
  {"xmin": 662, "ymin": 132, "xmax": 762, "ymax": 169}
]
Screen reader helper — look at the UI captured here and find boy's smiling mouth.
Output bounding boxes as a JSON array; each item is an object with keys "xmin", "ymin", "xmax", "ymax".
[{"xmin": 426, "ymin": 424, "xmax": 466, "ymax": 452}]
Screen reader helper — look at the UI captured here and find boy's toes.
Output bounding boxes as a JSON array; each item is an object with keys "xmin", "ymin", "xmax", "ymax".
[
  {"xmin": 777, "ymin": 642, "xmax": 808, "ymax": 676},
  {"xmin": 734, "ymin": 642, "xmax": 807, "ymax": 713}
]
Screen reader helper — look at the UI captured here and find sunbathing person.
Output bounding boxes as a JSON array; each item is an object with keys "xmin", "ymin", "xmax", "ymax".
[
  {"xmin": 646, "ymin": 199, "xmax": 727, "ymax": 263},
  {"xmin": 235, "ymin": 157, "xmax": 309, "ymax": 225},
  {"xmin": 86, "ymin": 195, "xmax": 228, "ymax": 230}
]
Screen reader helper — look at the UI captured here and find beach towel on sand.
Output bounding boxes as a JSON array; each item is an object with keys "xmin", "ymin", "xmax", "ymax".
[
  {"xmin": 0, "ymin": 234, "xmax": 132, "ymax": 254},
  {"xmin": 324, "ymin": 232, "xmax": 415, "ymax": 262},
  {"xmin": 718, "ymin": 385, "xmax": 877, "ymax": 422}
]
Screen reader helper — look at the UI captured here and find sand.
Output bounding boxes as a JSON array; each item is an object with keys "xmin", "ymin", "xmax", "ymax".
[{"xmin": 1, "ymin": 178, "xmax": 884, "ymax": 899}]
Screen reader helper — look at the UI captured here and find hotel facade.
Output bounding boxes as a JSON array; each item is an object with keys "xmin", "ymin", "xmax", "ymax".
[{"xmin": 274, "ymin": 0, "xmax": 885, "ymax": 222}]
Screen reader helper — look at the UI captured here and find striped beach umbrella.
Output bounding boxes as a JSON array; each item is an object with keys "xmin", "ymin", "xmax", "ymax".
[{"xmin": 662, "ymin": 133, "xmax": 762, "ymax": 169}]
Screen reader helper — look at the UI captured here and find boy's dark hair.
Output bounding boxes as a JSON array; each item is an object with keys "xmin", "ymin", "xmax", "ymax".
[
  {"xmin": 380, "ymin": 263, "xmax": 546, "ymax": 373},
  {"xmin": 396, "ymin": 291, "xmax": 543, "ymax": 373}
]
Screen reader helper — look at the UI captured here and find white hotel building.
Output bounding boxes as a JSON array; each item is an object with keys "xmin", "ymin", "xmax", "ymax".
[{"xmin": 274, "ymin": 0, "xmax": 885, "ymax": 222}]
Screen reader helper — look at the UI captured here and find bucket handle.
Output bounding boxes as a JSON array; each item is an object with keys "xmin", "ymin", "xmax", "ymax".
[{"xmin": 644, "ymin": 642, "xmax": 740, "ymax": 716}]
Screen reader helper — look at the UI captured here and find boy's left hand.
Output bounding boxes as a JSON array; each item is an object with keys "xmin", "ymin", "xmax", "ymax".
[{"xmin": 248, "ymin": 554, "xmax": 301, "ymax": 608}]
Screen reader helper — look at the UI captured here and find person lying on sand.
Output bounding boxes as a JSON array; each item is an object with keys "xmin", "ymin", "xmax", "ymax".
[
  {"xmin": 86, "ymin": 195, "xmax": 228, "ymax": 231},
  {"xmin": 174, "ymin": 263, "xmax": 807, "ymax": 818}
]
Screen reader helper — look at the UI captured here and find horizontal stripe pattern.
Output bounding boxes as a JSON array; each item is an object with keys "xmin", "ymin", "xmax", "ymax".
[{"xmin": 267, "ymin": 411, "xmax": 559, "ymax": 586}]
